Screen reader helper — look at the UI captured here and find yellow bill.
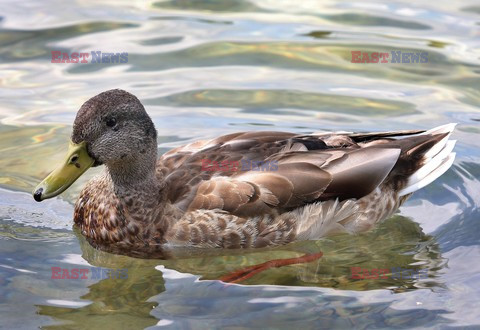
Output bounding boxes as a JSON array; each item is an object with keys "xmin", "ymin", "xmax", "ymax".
[{"xmin": 33, "ymin": 141, "xmax": 94, "ymax": 201}]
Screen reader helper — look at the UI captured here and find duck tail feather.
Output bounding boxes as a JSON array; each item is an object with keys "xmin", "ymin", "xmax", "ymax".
[{"xmin": 398, "ymin": 123, "xmax": 457, "ymax": 196}]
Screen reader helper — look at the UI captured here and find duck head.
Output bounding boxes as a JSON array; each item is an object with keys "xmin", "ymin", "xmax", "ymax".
[{"xmin": 33, "ymin": 89, "xmax": 157, "ymax": 201}]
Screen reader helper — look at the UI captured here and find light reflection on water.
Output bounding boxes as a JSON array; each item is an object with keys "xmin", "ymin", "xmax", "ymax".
[{"xmin": 0, "ymin": 0, "xmax": 479, "ymax": 328}]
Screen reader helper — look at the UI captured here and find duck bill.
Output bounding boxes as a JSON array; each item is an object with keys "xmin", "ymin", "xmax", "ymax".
[{"xmin": 33, "ymin": 141, "xmax": 94, "ymax": 201}]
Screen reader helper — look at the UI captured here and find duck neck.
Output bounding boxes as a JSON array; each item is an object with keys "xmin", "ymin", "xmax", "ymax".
[{"xmin": 106, "ymin": 145, "xmax": 162, "ymax": 200}]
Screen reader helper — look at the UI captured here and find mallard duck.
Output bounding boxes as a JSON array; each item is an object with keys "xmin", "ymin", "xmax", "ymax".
[{"xmin": 33, "ymin": 89, "xmax": 456, "ymax": 256}]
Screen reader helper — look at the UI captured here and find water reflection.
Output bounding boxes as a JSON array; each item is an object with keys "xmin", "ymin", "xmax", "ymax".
[
  {"xmin": 0, "ymin": 22, "xmax": 138, "ymax": 62},
  {"xmin": 152, "ymin": 0, "xmax": 267, "ymax": 13},
  {"xmin": 144, "ymin": 88, "xmax": 418, "ymax": 117},
  {"xmin": 150, "ymin": 267, "xmax": 453, "ymax": 329},
  {"xmin": 25, "ymin": 214, "xmax": 445, "ymax": 328},
  {"xmin": 36, "ymin": 239, "xmax": 164, "ymax": 329}
]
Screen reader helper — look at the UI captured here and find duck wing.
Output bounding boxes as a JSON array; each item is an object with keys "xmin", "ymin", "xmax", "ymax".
[
  {"xmin": 158, "ymin": 131, "xmax": 298, "ymax": 204},
  {"xmin": 159, "ymin": 131, "xmax": 403, "ymax": 217},
  {"xmin": 182, "ymin": 147, "xmax": 399, "ymax": 217}
]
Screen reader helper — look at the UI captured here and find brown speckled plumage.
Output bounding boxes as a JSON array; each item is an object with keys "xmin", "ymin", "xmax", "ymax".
[{"xmin": 65, "ymin": 89, "xmax": 456, "ymax": 257}]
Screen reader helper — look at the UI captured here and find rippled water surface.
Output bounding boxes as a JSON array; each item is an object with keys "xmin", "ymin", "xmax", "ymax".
[{"xmin": 1, "ymin": 0, "xmax": 479, "ymax": 328}]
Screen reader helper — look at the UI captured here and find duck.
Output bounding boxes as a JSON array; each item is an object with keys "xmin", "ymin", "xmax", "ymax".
[{"xmin": 33, "ymin": 89, "xmax": 456, "ymax": 257}]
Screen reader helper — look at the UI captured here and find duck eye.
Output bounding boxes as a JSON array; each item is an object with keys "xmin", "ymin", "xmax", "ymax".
[{"xmin": 106, "ymin": 117, "xmax": 116, "ymax": 127}]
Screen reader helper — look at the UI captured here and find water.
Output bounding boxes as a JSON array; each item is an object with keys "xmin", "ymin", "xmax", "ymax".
[{"xmin": 1, "ymin": 0, "xmax": 479, "ymax": 328}]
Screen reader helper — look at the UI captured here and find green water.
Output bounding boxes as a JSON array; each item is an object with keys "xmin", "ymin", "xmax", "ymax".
[{"xmin": 1, "ymin": 0, "xmax": 479, "ymax": 328}]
